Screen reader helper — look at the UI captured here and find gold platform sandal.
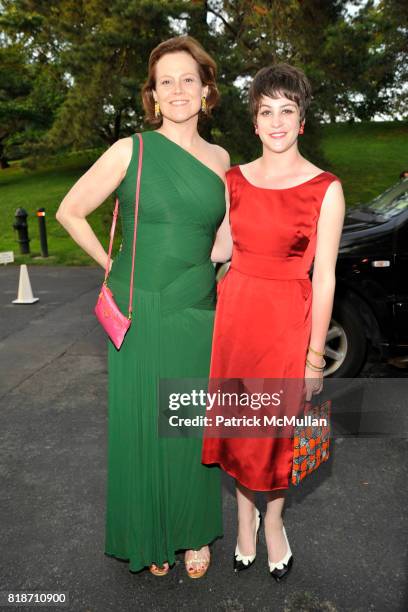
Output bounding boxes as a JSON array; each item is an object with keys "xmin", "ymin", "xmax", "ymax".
[
  {"xmin": 149, "ymin": 562, "xmax": 170, "ymax": 576},
  {"xmin": 184, "ymin": 546, "xmax": 210, "ymax": 579}
]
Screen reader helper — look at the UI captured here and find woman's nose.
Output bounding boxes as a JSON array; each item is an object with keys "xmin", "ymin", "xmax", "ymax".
[
  {"xmin": 173, "ymin": 79, "xmax": 184, "ymax": 94},
  {"xmin": 270, "ymin": 113, "xmax": 283, "ymax": 127}
]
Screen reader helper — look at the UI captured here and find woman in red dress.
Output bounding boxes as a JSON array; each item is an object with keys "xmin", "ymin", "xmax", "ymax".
[{"xmin": 203, "ymin": 64, "xmax": 345, "ymax": 580}]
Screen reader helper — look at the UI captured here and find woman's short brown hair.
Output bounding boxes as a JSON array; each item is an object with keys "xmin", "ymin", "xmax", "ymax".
[
  {"xmin": 249, "ymin": 63, "xmax": 312, "ymax": 123},
  {"xmin": 142, "ymin": 36, "xmax": 219, "ymax": 125}
]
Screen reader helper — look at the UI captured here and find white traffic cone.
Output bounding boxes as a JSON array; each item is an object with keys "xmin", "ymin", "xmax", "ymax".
[{"xmin": 12, "ymin": 264, "xmax": 39, "ymax": 304}]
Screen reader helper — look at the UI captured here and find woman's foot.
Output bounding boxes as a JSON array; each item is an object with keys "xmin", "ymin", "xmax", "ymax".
[
  {"xmin": 237, "ymin": 505, "xmax": 258, "ymax": 556},
  {"xmin": 234, "ymin": 508, "xmax": 261, "ymax": 572},
  {"xmin": 264, "ymin": 515, "xmax": 287, "ymax": 562},
  {"xmin": 149, "ymin": 562, "xmax": 170, "ymax": 576},
  {"xmin": 184, "ymin": 546, "xmax": 210, "ymax": 579},
  {"xmin": 265, "ymin": 516, "xmax": 293, "ymax": 581}
]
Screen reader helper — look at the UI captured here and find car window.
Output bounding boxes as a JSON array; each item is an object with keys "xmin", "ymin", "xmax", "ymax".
[
  {"xmin": 350, "ymin": 180, "xmax": 408, "ymax": 222},
  {"xmin": 381, "ymin": 191, "xmax": 408, "ymax": 220}
]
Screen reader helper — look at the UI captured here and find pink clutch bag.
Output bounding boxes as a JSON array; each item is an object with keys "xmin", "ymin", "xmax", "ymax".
[{"xmin": 94, "ymin": 133, "xmax": 143, "ymax": 349}]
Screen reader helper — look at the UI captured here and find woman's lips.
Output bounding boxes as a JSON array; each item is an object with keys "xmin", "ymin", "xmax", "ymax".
[
  {"xmin": 269, "ymin": 132, "xmax": 286, "ymax": 139},
  {"xmin": 170, "ymin": 100, "xmax": 189, "ymax": 106}
]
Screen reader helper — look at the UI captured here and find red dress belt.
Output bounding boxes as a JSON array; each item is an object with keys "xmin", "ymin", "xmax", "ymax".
[{"xmin": 230, "ymin": 249, "xmax": 309, "ymax": 280}]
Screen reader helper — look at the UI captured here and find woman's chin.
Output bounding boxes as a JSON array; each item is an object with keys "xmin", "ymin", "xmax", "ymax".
[
  {"xmin": 163, "ymin": 108, "xmax": 199, "ymax": 124},
  {"xmin": 263, "ymin": 139, "xmax": 295, "ymax": 154}
]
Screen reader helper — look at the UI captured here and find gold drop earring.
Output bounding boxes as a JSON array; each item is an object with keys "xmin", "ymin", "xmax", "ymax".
[
  {"xmin": 154, "ymin": 100, "xmax": 161, "ymax": 119},
  {"xmin": 201, "ymin": 96, "xmax": 207, "ymax": 114}
]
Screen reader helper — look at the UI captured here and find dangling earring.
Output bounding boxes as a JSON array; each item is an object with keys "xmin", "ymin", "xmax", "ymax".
[
  {"xmin": 299, "ymin": 123, "xmax": 305, "ymax": 135},
  {"xmin": 201, "ymin": 96, "xmax": 207, "ymax": 114},
  {"xmin": 154, "ymin": 100, "xmax": 161, "ymax": 119}
]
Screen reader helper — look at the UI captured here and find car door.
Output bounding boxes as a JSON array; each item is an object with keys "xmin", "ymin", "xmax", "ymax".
[{"xmin": 393, "ymin": 206, "xmax": 408, "ymax": 344}]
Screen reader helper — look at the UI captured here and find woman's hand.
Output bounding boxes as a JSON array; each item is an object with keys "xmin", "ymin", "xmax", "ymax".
[
  {"xmin": 304, "ymin": 366, "xmax": 323, "ymax": 401},
  {"xmin": 304, "ymin": 348, "xmax": 325, "ymax": 400}
]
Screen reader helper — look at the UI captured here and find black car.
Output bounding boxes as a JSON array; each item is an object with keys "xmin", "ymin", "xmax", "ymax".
[{"xmin": 325, "ymin": 178, "xmax": 408, "ymax": 376}]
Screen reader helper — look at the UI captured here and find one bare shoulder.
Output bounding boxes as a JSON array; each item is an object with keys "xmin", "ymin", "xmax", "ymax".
[
  {"xmin": 210, "ymin": 143, "xmax": 230, "ymax": 171},
  {"xmin": 301, "ymin": 159, "xmax": 324, "ymax": 176},
  {"xmin": 110, "ymin": 137, "xmax": 133, "ymax": 180}
]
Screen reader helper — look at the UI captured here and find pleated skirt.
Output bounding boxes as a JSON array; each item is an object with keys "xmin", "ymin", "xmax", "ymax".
[{"xmin": 104, "ymin": 286, "xmax": 223, "ymax": 571}]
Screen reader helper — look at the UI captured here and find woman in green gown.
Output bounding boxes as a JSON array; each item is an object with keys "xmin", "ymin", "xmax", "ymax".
[{"xmin": 56, "ymin": 36, "xmax": 229, "ymax": 576}]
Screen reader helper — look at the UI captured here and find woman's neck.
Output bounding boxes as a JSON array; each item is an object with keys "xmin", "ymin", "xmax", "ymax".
[
  {"xmin": 259, "ymin": 145, "xmax": 303, "ymax": 177},
  {"xmin": 156, "ymin": 117, "xmax": 201, "ymax": 149}
]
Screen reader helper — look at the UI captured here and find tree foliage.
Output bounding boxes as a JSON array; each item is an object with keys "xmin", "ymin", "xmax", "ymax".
[{"xmin": 0, "ymin": 0, "xmax": 406, "ymax": 166}]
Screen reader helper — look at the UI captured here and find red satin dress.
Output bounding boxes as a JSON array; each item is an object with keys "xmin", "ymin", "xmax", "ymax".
[{"xmin": 202, "ymin": 165, "xmax": 339, "ymax": 491}]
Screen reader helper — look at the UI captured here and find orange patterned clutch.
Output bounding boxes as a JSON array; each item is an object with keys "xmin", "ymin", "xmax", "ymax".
[{"xmin": 291, "ymin": 400, "xmax": 331, "ymax": 485}]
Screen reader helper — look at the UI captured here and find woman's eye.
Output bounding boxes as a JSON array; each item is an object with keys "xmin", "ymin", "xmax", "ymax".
[
  {"xmin": 282, "ymin": 109, "xmax": 294, "ymax": 114},
  {"xmin": 260, "ymin": 111, "xmax": 271, "ymax": 116},
  {"xmin": 185, "ymin": 77, "xmax": 194, "ymax": 83},
  {"xmin": 161, "ymin": 80, "xmax": 171, "ymax": 85}
]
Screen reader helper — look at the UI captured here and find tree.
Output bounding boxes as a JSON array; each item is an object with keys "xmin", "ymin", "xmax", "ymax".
[
  {"xmin": 0, "ymin": 1, "xmax": 67, "ymax": 166},
  {"xmin": 1, "ymin": 0, "xmax": 186, "ymax": 154},
  {"xmin": 0, "ymin": 44, "xmax": 31, "ymax": 167},
  {"xmin": 0, "ymin": 0, "xmax": 405, "ymax": 167}
]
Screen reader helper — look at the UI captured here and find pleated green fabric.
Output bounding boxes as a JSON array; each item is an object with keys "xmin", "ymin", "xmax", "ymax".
[{"xmin": 104, "ymin": 131, "xmax": 225, "ymax": 572}]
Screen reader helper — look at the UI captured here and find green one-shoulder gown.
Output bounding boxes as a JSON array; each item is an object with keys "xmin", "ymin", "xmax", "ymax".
[{"xmin": 104, "ymin": 131, "xmax": 225, "ymax": 572}]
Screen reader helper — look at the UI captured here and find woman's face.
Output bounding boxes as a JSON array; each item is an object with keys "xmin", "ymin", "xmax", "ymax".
[
  {"xmin": 153, "ymin": 51, "xmax": 208, "ymax": 124},
  {"xmin": 256, "ymin": 94, "xmax": 303, "ymax": 154}
]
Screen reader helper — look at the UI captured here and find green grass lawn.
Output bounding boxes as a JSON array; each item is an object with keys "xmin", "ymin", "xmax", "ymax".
[
  {"xmin": 0, "ymin": 150, "xmax": 118, "ymax": 266},
  {"xmin": 320, "ymin": 121, "xmax": 408, "ymax": 205},
  {"xmin": 1, "ymin": 121, "xmax": 407, "ymax": 266}
]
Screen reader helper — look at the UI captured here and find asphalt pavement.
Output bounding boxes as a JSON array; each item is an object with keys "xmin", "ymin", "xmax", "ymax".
[{"xmin": 1, "ymin": 265, "xmax": 407, "ymax": 612}]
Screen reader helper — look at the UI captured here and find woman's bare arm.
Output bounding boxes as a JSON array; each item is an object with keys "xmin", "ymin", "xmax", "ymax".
[
  {"xmin": 211, "ymin": 185, "xmax": 233, "ymax": 263},
  {"xmin": 309, "ymin": 180, "xmax": 346, "ymax": 354},
  {"xmin": 55, "ymin": 137, "xmax": 132, "ymax": 270}
]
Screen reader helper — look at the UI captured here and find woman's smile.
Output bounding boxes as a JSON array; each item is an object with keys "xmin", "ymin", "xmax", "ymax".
[{"xmin": 268, "ymin": 131, "xmax": 287, "ymax": 139}]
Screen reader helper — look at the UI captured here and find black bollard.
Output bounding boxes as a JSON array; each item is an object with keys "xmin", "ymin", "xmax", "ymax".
[
  {"xmin": 37, "ymin": 208, "xmax": 49, "ymax": 257},
  {"xmin": 13, "ymin": 208, "xmax": 30, "ymax": 254}
]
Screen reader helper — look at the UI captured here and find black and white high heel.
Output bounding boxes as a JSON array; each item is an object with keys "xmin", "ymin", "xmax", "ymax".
[
  {"xmin": 268, "ymin": 526, "xmax": 293, "ymax": 581},
  {"xmin": 233, "ymin": 508, "xmax": 262, "ymax": 573}
]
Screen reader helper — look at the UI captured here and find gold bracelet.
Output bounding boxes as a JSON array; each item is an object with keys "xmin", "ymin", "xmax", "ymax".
[
  {"xmin": 311, "ymin": 356, "xmax": 326, "ymax": 367},
  {"xmin": 305, "ymin": 357, "xmax": 326, "ymax": 371},
  {"xmin": 308, "ymin": 345, "xmax": 325, "ymax": 357},
  {"xmin": 306, "ymin": 363, "xmax": 325, "ymax": 372}
]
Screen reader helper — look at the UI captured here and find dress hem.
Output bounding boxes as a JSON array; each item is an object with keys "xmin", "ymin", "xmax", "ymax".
[
  {"xmin": 202, "ymin": 459, "xmax": 290, "ymax": 492},
  {"xmin": 104, "ymin": 532, "xmax": 224, "ymax": 573}
]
